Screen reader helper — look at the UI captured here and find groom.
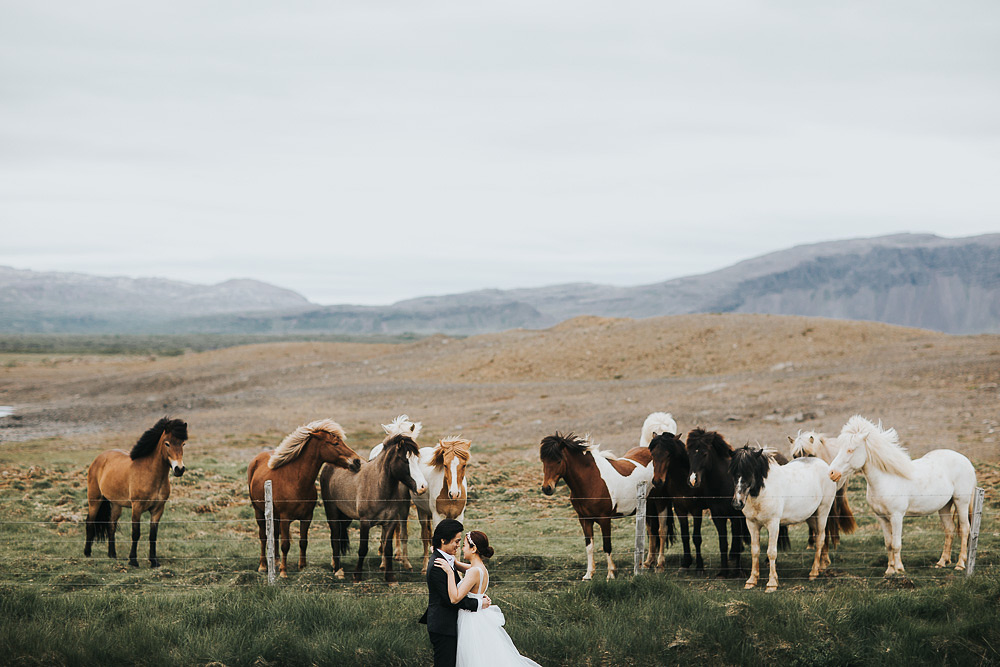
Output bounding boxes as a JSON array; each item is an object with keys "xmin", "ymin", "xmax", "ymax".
[{"xmin": 419, "ymin": 518, "xmax": 491, "ymax": 667}]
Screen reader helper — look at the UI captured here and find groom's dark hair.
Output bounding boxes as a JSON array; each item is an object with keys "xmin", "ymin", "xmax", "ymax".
[{"xmin": 432, "ymin": 518, "xmax": 464, "ymax": 549}]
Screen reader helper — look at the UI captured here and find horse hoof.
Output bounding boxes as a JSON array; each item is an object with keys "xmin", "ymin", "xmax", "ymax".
[
  {"xmin": 765, "ymin": 586, "xmax": 778, "ymax": 593},
  {"xmin": 334, "ymin": 569, "xmax": 345, "ymax": 580},
  {"xmin": 258, "ymin": 565, "xmax": 267, "ymax": 573},
  {"xmin": 128, "ymin": 559, "xmax": 139, "ymax": 568},
  {"xmin": 150, "ymin": 560, "xmax": 160, "ymax": 568},
  {"xmin": 745, "ymin": 582, "xmax": 756, "ymax": 589},
  {"xmin": 279, "ymin": 571, "xmax": 288, "ymax": 579},
  {"xmin": 388, "ymin": 581, "xmax": 399, "ymax": 588},
  {"xmin": 582, "ymin": 574, "xmax": 593, "ymax": 581},
  {"xmin": 955, "ymin": 564, "xmax": 966, "ymax": 571}
]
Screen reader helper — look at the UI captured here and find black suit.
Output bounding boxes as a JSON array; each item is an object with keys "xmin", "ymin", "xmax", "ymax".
[{"xmin": 420, "ymin": 548, "xmax": 480, "ymax": 667}]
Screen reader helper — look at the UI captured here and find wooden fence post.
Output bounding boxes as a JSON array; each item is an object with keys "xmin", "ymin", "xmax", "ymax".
[
  {"xmin": 634, "ymin": 481, "xmax": 648, "ymax": 576},
  {"xmin": 966, "ymin": 486, "xmax": 986, "ymax": 577},
  {"xmin": 264, "ymin": 480, "xmax": 276, "ymax": 585}
]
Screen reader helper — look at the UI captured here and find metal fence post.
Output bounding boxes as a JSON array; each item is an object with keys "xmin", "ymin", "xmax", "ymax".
[
  {"xmin": 264, "ymin": 480, "xmax": 276, "ymax": 585},
  {"xmin": 634, "ymin": 481, "xmax": 648, "ymax": 576},
  {"xmin": 966, "ymin": 486, "xmax": 986, "ymax": 577}
]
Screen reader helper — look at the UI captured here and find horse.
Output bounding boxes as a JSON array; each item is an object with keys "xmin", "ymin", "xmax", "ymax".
[
  {"xmin": 649, "ymin": 431, "xmax": 706, "ymax": 571},
  {"xmin": 828, "ymin": 415, "xmax": 978, "ymax": 575},
  {"xmin": 636, "ymin": 412, "xmax": 679, "ymax": 571},
  {"xmin": 539, "ymin": 432, "xmax": 652, "ymax": 580},
  {"xmin": 789, "ymin": 430, "xmax": 858, "ymax": 558},
  {"xmin": 391, "ymin": 437, "xmax": 471, "ymax": 573},
  {"xmin": 84, "ymin": 417, "xmax": 188, "ymax": 567},
  {"xmin": 321, "ymin": 432, "xmax": 428, "ymax": 583},
  {"xmin": 685, "ymin": 428, "xmax": 792, "ymax": 577},
  {"xmin": 247, "ymin": 419, "xmax": 362, "ymax": 578},
  {"xmin": 730, "ymin": 446, "xmax": 838, "ymax": 591}
]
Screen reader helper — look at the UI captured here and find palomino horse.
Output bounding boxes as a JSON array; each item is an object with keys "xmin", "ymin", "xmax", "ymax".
[
  {"xmin": 321, "ymin": 433, "xmax": 428, "ymax": 583},
  {"xmin": 540, "ymin": 432, "xmax": 652, "ymax": 580},
  {"xmin": 247, "ymin": 419, "xmax": 361, "ymax": 578},
  {"xmin": 789, "ymin": 430, "xmax": 858, "ymax": 559},
  {"xmin": 84, "ymin": 417, "xmax": 188, "ymax": 567},
  {"xmin": 730, "ymin": 446, "xmax": 838, "ymax": 591},
  {"xmin": 829, "ymin": 415, "xmax": 977, "ymax": 575}
]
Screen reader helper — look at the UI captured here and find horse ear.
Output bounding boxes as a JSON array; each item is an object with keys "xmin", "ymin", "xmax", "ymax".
[{"xmin": 787, "ymin": 435, "xmax": 794, "ymax": 444}]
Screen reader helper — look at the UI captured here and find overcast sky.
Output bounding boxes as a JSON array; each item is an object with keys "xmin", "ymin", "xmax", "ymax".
[{"xmin": 2, "ymin": 2, "xmax": 998, "ymax": 305}]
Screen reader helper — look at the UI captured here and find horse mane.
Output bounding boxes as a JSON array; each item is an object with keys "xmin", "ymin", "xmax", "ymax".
[
  {"xmin": 539, "ymin": 432, "xmax": 590, "ymax": 461},
  {"xmin": 430, "ymin": 438, "xmax": 471, "ymax": 467},
  {"xmin": 840, "ymin": 415, "xmax": 914, "ymax": 478},
  {"xmin": 382, "ymin": 433, "xmax": 420, "ymax": 460},
  {"xmin": 730, "ymin": 445, "xmax": 771, "ymax": 497},
  {"xmin": 130, "ymin": 417, "xmax": 188, "ymax": 460},
  {"xmin": 640, "ymin": 412, "xmax": 677, "ymax": 447},
  {"xmin": 382, "ymin": 414, "xmax": 422, "ymax": 441},
  {"xmin": 687, "ymin": 428, "xmax": 734, "ymax": 458},
  {"xmin": 790, "ymin": 431, "xmax": 835, "ymax": 460},
  {"xmin": 269, "ymin": 419, "xmax": 346, "ymax": 470}
]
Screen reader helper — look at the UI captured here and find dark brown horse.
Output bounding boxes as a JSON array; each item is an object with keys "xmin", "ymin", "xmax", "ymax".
[
  {"xmin": 247, "ymin": 419, "xmax": 361, "ymax": 578},
  {"xmin": 84, "ymin": 417, "xmax": 188, "ymax": 567},
  {"xmin": 649, "ymin": 431, "xmax": 707, "ymax": 571},
  {"xmin": 321, "ymin": 433, "xmax": 428, "ymax": 583},
  {"xmin": 539, "ymin": 432, "xmax": 653, "ymax": 580}
]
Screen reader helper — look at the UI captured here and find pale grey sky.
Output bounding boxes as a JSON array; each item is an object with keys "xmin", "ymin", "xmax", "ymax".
[{"xmin": 2, "ymin": 1, "xmax": 999, "ymax": 304}]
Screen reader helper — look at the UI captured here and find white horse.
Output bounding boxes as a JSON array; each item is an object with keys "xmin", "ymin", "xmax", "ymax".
[
  {"xmin": 639, "ymin": 412, "xmax": 678, "ymax": 447},
  {"xmin": 789, "ymin": 430, "xmax": 858, "ymax": 560},
  {"xmin": 828, "ymin": 415, "xmax": 977, "ymax": 575},
  {"xmin": 731, "ymin": 446, "xmax": 838, "ymax": 592},
  {"xmin": 789, "ymin": 431, "xmax": 840, "ymax": 462}
]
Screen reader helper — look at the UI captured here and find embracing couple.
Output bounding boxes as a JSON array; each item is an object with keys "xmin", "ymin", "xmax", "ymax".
[{"xmin": 420, "ymin": 519, "xmax": 540, "ymax": 667}]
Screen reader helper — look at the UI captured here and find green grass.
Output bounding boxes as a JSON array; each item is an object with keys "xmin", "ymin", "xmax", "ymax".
[{"xmin": 1, "ymin": 438, "xmax": 998, "ymax": 666}]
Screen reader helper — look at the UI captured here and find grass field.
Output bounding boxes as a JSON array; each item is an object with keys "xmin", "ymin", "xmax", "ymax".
[{"xmin": 1, "ymin": 434, "xmax": 998, "ymax": 666}]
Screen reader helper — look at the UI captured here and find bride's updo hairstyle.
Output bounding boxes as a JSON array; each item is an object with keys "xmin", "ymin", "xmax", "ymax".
[{"xmin": 468, "ymin": 531, "xmax": 494, "ymax": 559}]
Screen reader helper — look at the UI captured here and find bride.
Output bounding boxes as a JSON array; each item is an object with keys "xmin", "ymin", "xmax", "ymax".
[{"xmin": 434, "ymin": 530, "xmax": 541, "ymax": 667}]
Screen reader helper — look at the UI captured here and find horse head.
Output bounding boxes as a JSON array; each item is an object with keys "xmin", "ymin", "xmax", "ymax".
[
  {"xmin": 789, "ymin": 431, "xmax": 828, "ymax": 461},
  {"xmin": 433, "ymin": 438, "xmax": 471, "ymax": 500},
  {"xmin": 539, "ymin": 432, "xmax": 588, "ymax": 495},
  {"xmin": 729, "ymin": 445, "xmax": 770, "ymax": 510},
  {"xmin": 829, "ymin": 415, "xmax": 879, "ymax": 483},
  {"xmin": 314, "ymin": 423, "xmax": 362, "ymax": 472},
  {"xmin": 685, "ymin": 428, "xmax": 732, "ymax": 489},
  {"xmin": 648, "ymin": 431, "xmax": 684, "ymax": 488},
  {"xmin": 384, "ymin": 434, "xmax": 428, "ymax": 495},
  {"xmin": 160, "ymin": 419, "xmax": 188, "ymax": 477}
]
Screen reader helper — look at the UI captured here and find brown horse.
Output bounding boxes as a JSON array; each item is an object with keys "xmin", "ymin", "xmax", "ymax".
[
  {"xmin": 539, "ymin": 432, "xmax": 653, "ymax": 580},
  {"xmin": 247, "ymin": 419, "xmax": 361, "ymax": 578},
  {"xmin": 321, "ymin": 432, "xmax": 428, "ymax": 583},
  {"xmin": 84, "ymin": 417, "xmax": 188, "ymax": 567}
]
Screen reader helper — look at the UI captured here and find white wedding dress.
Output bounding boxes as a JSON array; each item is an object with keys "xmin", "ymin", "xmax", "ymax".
[{"xmin": 456, "ymin": 566, "xmax": 540, "ymax": 667}]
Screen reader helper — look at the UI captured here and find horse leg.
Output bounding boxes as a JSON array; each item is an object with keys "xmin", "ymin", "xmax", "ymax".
[
  {"xmin": 419, "ymin": 513, "xmax": 433, "ymax": 574},
  {"xmin": 255, "ymin": 508, "xmax": 268, "ymax": 573},
  {"xmin": 642, "ymin": 511, "xmax": 656, "ymax": 570},
  {"xmin": 655, "ymin": 505, "xmax": 671, "ymax": 571},
  {"xmin": 598, "ymin": 518, "xmax": 615, "ymax": 580},
  {"xmin": 875, "ymin": 515, "xmax": 895, "ymax": 576},
  {"xmin": 678, "ymin": 514, "xmax": 692, "ymax": 569},
  {"xmin": 148, "ymin": 503, "xmax": 164, "ymax": 568},
  {"xmin": 692, "ymin": 512, "xmax": 704, "ymax": 572},
  {"xmin": 299, "ymin": 518, "xmax": 311, "ymax": 571},
  {"xmin": 808, "ymin": 515, "xmax": 826, "ymax": 580},
  {"xmin": 764, "ymin": 518, "xmax": 781, "ymax": 592},
  {"xmin": 355, "ymin": 521, "xmax": 371, "ymax": 583},
  {"xmin": 579, "ymin": 518, "xmax": 596, "ymax": 581},
  {"xmin": 127, "ymin": 503, "xmax": 143, "ymax": 567},
  {"xmin": 745, "ymin": 521, "xmax": 760, "ymax": 589},
  {"xmin": 278, "ymin": 517, "xmax": 291, "ymax": 578},
  {"xmin": 396, "ymin": 517, "xmax": 412, "ymax": 571},
  {"xmin": 956, "ymin": 495, "xmax": 972, "ymax": 571},
  {"xmin": 935, "ymin": 503, "xmax": 955, "ymax": 568},
  {"xmin": 383, "ymin": 521, "xmax": 398, "ymax": 585},
  {"xmin": 889, "ymin": 513, "xmax": 905, "ymax": 574},
  {"xmin": 84, "ymin": 498, "xmax": 104, "ymax": 557},
  {"xmin": 729, "ymin": 516, "xmax": 746, "ymax": 576},
  {"xmin": 108, "ymin": 503, "xmax": 123, "ymax": 559},
  {"xmin": 712, "ymin": 514, "xmax": 730, "ymax": 578}
]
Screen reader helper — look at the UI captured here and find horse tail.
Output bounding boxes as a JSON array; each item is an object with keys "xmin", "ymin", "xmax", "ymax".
[
  {"xmin": 89, "ymin": 498, "xmax": 114, "ymax": 542},
  {"xmin": 833, "ymin": 487, "xmax": 857, "ymax": 536},
  {"xmin": 777, "ymin": 525, "xmax": 791, "ymax": 552}
]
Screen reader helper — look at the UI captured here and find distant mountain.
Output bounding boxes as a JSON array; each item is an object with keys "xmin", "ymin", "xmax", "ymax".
[
  {"xmin": 0, "ymin": 267, "xmax": 310, "ymax": 333},
  {"xmin": 2, "ymin": 233, "xmax": 998, "ymax": 335}
]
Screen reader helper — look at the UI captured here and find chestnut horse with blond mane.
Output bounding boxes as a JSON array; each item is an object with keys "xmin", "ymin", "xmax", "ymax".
[
  {"xmin": 85, "ymin": 417, "xmax": 189, "ymax": 567},
  {"xmin": 248, "ymin": 419, "xmax": 361, "ymax": 578}
]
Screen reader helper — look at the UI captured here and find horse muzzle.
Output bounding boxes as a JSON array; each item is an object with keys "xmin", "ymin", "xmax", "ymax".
[
  {"xmin": 688, "ymin": 472, "xmax": 701, "ymax": 488},
  {"xmin": 732, "ymin": 498, "xmax": 745, "ymax": 511},
  {"xmin": 348, "ymin": 458, "xmax": 362, "ymax": 473},
  {"xmin": 829, "ymin": 469, "xmax": 841, "ymax": 483},
  {"xmin": 171, "ymin": 465, "xmax": 186, "ymax": 477},
  {"xmin": 541, "ymin": 485, "xmax": 554, "ymax": 496},
  {"xmin": 652, "ymin": 477, "xmax": 665, "ymax": 488}
]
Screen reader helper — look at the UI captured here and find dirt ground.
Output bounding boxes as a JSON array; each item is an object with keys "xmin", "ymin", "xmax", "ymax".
[{"xmin": 1, "ymin": 313, "xmax": 998, "ymax": 465}]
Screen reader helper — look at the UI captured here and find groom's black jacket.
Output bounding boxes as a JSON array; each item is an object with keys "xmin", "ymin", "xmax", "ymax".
[{"xmin": 419, "ymin": 548, "xmax": 479, "ymax": 635}]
